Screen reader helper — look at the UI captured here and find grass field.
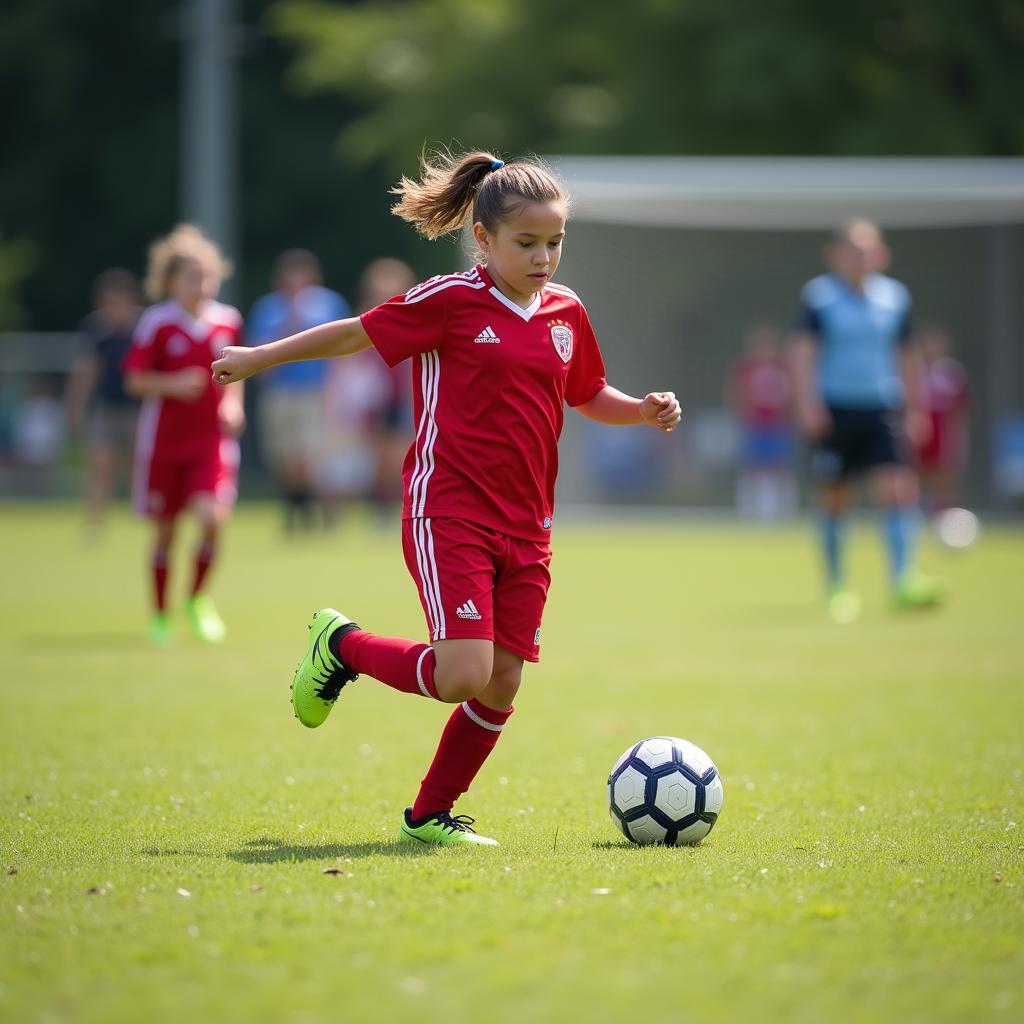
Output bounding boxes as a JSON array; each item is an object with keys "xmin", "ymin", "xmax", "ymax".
[{"xmin": 1, "ymin": 502, "xmax": 1022, "ymax": 1024}]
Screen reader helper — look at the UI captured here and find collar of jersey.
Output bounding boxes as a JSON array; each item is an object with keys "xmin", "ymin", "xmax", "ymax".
[
  {"xmin": 169, "ymin": 299, "xmax": 217, "ymax": 336},
  {"xmin": 477, "ymin": 264, "xmax": 543, "ymax": 322}
]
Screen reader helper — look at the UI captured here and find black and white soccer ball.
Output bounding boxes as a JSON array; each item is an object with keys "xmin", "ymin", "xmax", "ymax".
[{"xmin": 607, "ymin": 736, "xmax": 724, "ymax": 846}]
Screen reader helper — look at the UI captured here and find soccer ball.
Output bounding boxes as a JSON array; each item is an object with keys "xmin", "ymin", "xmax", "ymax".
[
  {"xmin": 934, "ymin": 507, "xmax": 980, "ymax": 550},
  {"xmin": 607, "ymin": 736, "xmax": 724, "ymax": 846}
]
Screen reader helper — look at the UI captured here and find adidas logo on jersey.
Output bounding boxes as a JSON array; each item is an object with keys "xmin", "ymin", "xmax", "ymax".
[
  {"xmin": 474, "ymin": 326, "xmax": 500, "ymax": 344},
  {"xmin": 456, "ymin": 600, "xmax": 483, "ymax": 620}
]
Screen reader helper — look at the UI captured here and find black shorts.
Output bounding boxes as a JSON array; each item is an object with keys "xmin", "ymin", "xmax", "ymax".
[{"xmin": 810, "ymin": 406, "xmax": 906, "ymax": 483}]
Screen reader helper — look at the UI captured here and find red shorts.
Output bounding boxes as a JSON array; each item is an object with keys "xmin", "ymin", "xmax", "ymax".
[
  {"xmin": 401, "ymin": 517, "xmax": 552, "ymax": 663},
  {"xmin": 134, "ymin": 438, "xmax": 239, "ymax": 519}
]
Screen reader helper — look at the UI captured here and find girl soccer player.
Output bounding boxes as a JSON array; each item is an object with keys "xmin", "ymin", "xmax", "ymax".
[
  {"xmin": 125, "ymin": 224, "xmax": 246, "ymax": 645},
  {"xmin": 212, "ymin": 151, "xmax": 680, "ymax": 845}
]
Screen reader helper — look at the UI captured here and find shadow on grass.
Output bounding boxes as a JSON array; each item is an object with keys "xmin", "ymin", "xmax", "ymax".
[
  {"xmin": 590, "ymin": 840, "xmax": 708, "ymax": 853},
  {"xmin": 142, "ymin": 836, "xmax": 434, "ymax": 864}
]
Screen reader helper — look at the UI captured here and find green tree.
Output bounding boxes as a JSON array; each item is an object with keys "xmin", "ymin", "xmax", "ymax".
[{"xmin": 269, "ymin": 0, "xmax": 1024, "ymax": 167}]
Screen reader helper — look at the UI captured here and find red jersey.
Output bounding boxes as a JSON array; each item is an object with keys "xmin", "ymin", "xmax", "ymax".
[
  {"xmin": 123, "ymin": 300, "xmax": 243, "ymax": 460},
  {"xmin": 361, "ymin": 265, "xmax": 608, "ymax": 541},
  {"xmin": 732, "ymin": 355, "xmax": 791, "ymax": 427}
]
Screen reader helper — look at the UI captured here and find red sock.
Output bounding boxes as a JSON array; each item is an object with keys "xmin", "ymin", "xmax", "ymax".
[
  {"xmin": 411, "ymin": 699, "xmax": 514, "ymax": 820},
  {"xmin": 191, "ymin": 543, "xmax": 215, "ymax": 596},
  {"xmin": 336, "ymin": 630, "xmax": 440, "ymax": 700},
  {"xmin": 152, "ymin": 548, "xmax": 169, "ymax": 612}
]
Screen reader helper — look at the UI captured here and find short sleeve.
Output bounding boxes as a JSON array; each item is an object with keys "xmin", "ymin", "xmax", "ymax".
[
  {"xmin": 897, "ymin": 303, "xmax": 913, "ymax": 346},
  {"xmin": 360, "ymin": 285, "xmax": 448, "ymax": 368},
  {"xmin": 121, "ymin": 307, "xmax": 163, "ymax": 375},
  {"xmin": 793, "ymin": 299, "xmax": 822, "ymax": 337},
  {"xmin": 246, "ymin": 294, "xmax": 279, "ymax": 347},
  {"xmin": 565, "ymin": 306, "xmax": 607, "ymax": 408}
]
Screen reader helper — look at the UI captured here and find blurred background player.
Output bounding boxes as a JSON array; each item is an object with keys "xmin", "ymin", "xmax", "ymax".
[
  {"xmin": 357, "ymin": 257, "xmax": 416, "ymax": 520},
  {"xmin": 914, "ymin": 324, "xmax": 970, "ymax": 514},
  {"xmin": 790, "ymin": 218, "xmax": 940, "ymax": 623},
  {"xmin": 728, "ymin": 324, "xmax": 797, "ymax": 520},
  {"xmin": 247, "ymin": 249, "xmax": 349, "ymax": 532},
  {"xmin": 65, "ymin": 269, "xmax": 142, "ymax": 537},
  {"xmin": 123, "ymin": 225, "xmax": 245, "ymax": 644}
]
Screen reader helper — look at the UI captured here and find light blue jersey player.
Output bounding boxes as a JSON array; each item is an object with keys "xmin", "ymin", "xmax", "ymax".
[{"xmin": 789, "ymin": 219, "xmax": 941, "ymax": 621}]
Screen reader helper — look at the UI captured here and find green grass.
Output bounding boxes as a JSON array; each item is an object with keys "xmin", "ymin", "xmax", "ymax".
[{"xmin": 1, "ymin": 503, "xmax": 1022, "ymax": 1024}]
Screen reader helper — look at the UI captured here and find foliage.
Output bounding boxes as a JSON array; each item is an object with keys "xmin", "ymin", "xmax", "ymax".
[{"xmin": 269, "ymin": 0, "xmax": 1024, "ymax": 167}]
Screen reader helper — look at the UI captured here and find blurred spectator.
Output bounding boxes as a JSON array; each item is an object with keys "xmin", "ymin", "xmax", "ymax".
[
  {"xmin": 358, "ymin": 258, "xmax": 416, "ymax": 518},
  {"xmin": 65, "ymin": 268, "xmax": 142, "ymax": 535},
  {"xmin": 728, "ymin": 325, "xmax": 797, "ymax": 520},
  {"xmin": 14, "ymin": 375, "xmax": 66, "ymax": 486},
  {"xmin": 316, "ymin": 258, "xmax": 416, "ymax": 526},
  {"xmin": 248, "ymin": 249, "xmax": 349, "ymax": 531},
  {"xmin": 913, "ymin": 325, "xmax": 969, "ymax": 513}
]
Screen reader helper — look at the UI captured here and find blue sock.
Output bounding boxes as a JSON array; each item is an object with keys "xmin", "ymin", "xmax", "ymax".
[
  {"xmin": 819, "ymin": 513, "xmax": 844, "ymax": 590},
  {"xmin": 882, "ymin": 506, "xmax": 918, "ymax": 585}
]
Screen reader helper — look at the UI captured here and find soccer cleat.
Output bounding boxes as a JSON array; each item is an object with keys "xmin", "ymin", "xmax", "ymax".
[
  {"xmin": 893, "ymin": 572, "xmax": 943, "ymax": 610},
  {"xmin": 397, "ymin": 808, "xmax": 498, "ymax": 847},
  {"xmin": 290, "ymin": 608, "xmax": 360, "ymax": 728},
  {"xmin": 147, "ymin": 611, "xmax": 174, "ymax": 646},
  {"xmin": 186, "ymin": 594, "xmax": 227, "ymax": 644},
  {"xmin": 826, "ymin": 587, "xmax": 862, "ymax": 625}
]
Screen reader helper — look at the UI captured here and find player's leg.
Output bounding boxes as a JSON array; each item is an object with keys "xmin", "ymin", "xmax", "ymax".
[
  {"xmin": 870, "ymin": 464, "xmax": 940, "ymax": 607},
  {"xmin": 865, "ymin": 409, "xmax": 940, "ymax": 608},
  {"xmin": 290, "ymin": 518, "xmax": 497, "ymax": 727},
  {"xmin": 810, "ymin": 409, "xmax": 861, "ymax": 622},
  {"xmin": 183, "ymin": 443, "xmax": 238, "ymax": 643},
  {"xmin": 398, "ymin": 644, "xmax": 522, "ymax": 847},
  {"xmin": 184, "ymin": 492, "xmax": 229, "ymax": 642},
  {"xmin": 84, "ymin": 430, "xmax": 115, "ymax": 537},
  {"xmin": 149, "ymin": 514, "xmax": 176, "ymax": 644}
]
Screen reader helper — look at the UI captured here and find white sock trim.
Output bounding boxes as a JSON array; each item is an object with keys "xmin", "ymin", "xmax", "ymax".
[
  {"xmin": 461, "ymin": 701, "xmax": 503, "ymax": 732},
  {"xmin": 415, "ymin": 647, "xmax": 432, "ymax": 698}
]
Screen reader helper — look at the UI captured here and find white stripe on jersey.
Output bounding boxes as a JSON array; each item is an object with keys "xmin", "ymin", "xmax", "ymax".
[
  {"xmin": 131, "ymin": 398, "xmax": 160, "ymax": 515},
  {"xmin": 413, "ymin": 518, "xmax": 446, "ymax": 641},
  {"xmin": 544, "ymin": 282, "xmax": 583, "ymax": 303},
  {"xmin": 405, "ymin": 268, "xmax": 482, "ymax": 301},
  {"xmin": 411, "ymin": 518, "xmax": 439, "ymax": 638},
  {"xmin": 423, "ymin": 518, "xmax": 446, "ymax": 640},
  {"xmin": 405, "ymin": 275, "xmax": 487, "ymax": 306},
  {"xmin": 409, "ymin": 350, "xmax": 440, "ymax": 516}
]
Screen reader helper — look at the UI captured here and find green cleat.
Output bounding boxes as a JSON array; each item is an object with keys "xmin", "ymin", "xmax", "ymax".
[
  {"xmin": 398, "ymin": 808, "xmax": 498, "ymax": 847},
  {"xmin": 291, "ymin": 608, "xmax": 360, "ymax": 728},
  {"xmin": 827, "ymin": 587, "xmax": 862, "ymax": 625},
  {"xmin": 148, "ymin": 611, "xmax": 174, "ymax": 646},
  {"xmin": 893, "ymin": 572, "xmax": 943, "ymax": 610},
  {"xmin": 186, "ymin": 594, "xmax": 226, "ymax": 644}
]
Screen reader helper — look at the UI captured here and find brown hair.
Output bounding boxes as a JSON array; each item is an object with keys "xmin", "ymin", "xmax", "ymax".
[
  {"xmin": 144, "ymin": 223, "xmax": 232, "ymax": 301},
  {"xmin": 390, "ymin": 148, "xmax": 567, "ymax": 240}
]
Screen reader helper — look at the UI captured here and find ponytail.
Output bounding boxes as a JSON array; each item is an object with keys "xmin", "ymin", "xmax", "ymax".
[{"xmin": 391, "ymin": 147, "xmax": 566, "ymax": 240}]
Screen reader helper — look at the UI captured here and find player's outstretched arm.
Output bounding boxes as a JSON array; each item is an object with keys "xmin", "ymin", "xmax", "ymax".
[
  {"xmin": 212, "ymin": 317, "xmax": 372, "ymax": 385},
  {"xmin": 576, "ymin": 385, "xmax": 681, "ymax": 432}
]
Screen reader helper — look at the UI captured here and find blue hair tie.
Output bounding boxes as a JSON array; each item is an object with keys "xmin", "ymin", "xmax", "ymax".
[{"xmin": 490, "ymin": 159, "xmax": 505, "ymax": 171}]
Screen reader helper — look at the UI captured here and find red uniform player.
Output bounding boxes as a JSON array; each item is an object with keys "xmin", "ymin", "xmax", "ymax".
[
  {"xmin": 124, "ymin": 224, "xmax": 245, "ymax": 645},
  {"xmin": 212, "ymin": 150, "xmax": 681, "ymax": 846},
  {"xmin": 914, "ymin": 325, "xmax": 969, "ymax": 512}
]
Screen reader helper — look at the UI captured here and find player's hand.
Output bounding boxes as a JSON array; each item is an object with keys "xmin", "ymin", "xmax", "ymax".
[
  {"xmin": 640, "ymin": 391, "xmax": 681, "ymax": 432},
  {"xmin": 171, "ymin": 367, "xmax": 208, "ymax": 402},
  {"xmin": 797, "ymin": 399, "xmax": 831, "ymax": 440},
  {"xmin": 212, "ymin": 346, "xmax": 260, "ymax": 385},
  {"xmin": 219, "ymin": 399, "xmax": 246, "ymax": 437}
]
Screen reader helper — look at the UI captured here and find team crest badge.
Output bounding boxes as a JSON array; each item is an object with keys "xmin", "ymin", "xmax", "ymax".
[{"xmin": 549, "ymin": 320, "xmax": 573, "ymax": 363}]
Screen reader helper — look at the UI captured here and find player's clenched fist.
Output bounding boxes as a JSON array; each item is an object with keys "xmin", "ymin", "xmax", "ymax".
[
  {"xmin": 640, "ymin": 391, "xmax": 681, "ymax": 432},
  {"xmin": 212, "ymin": 346, "xmax": 260, "ymax": 385}
]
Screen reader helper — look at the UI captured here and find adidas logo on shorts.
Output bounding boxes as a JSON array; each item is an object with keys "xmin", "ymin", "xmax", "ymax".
[
  {"xmin": 474, "ymin": 326, "xmax": 500, "ymax": 344},
  {"xmin": 456, "ymin": 599, "xmax": 483, "ymax": 620}
]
